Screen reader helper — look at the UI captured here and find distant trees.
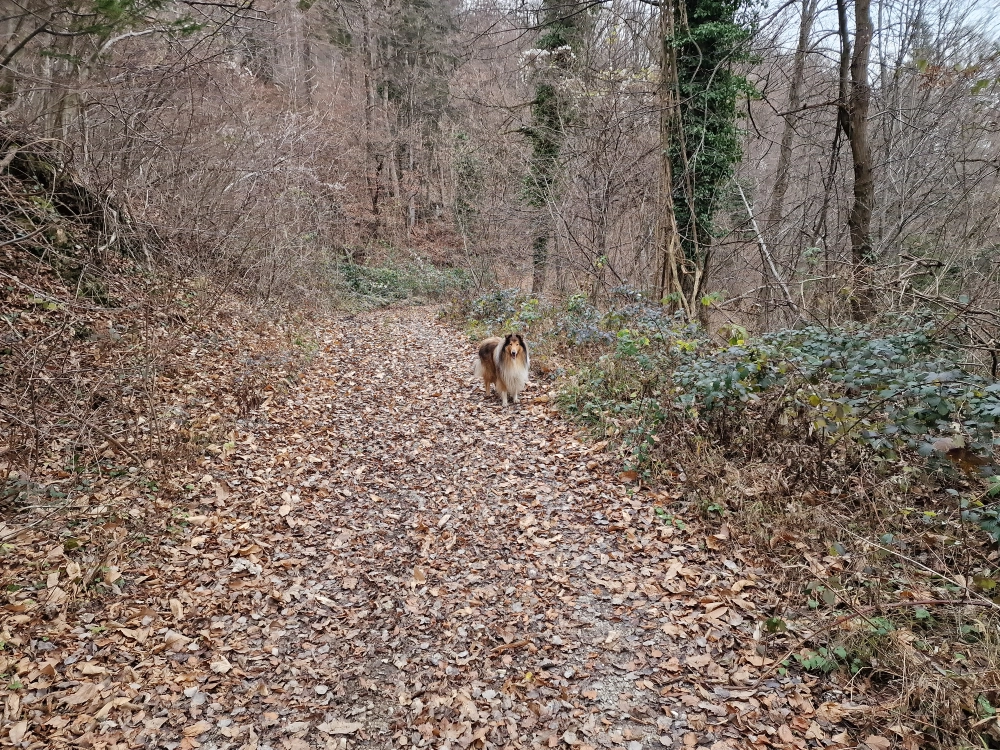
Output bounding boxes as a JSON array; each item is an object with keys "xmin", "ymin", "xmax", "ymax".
[
  {"xmin": 1, "ymin": 0, "xmax": 201, "ymax": 138},
  {"xmin": 520, "ymin": 0, "xmax": 590, "ymax": 294},
  {"xmin": 1, "ymin": 0, "xmax": 998, "ymax": 333}
]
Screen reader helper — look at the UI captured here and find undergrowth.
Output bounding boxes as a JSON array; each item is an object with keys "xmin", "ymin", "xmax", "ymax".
[
  {"xmin": 447, "ymin": 287, "xmax": 1000, "ymax": 747},
  {"xmin": 339, "ymin": 258, "xmax": 471, "ymax": 308},
  {"xmin": 1, "ymin": 130, "xmax": 322, "ymax": 633}
]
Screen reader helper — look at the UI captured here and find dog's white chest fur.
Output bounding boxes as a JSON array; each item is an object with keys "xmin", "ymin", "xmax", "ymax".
[
  {"xmin": 496, "ymin": 345, "xmax": 528, "ymax": 392},
  {"xmin": 493, "ymin": 345, "xmax": 528, "ymax": 404}
]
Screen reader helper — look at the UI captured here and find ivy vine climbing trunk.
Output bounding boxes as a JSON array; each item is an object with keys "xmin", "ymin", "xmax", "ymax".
[
  {"xmin": 662, "ymin": 0, "xmax": 752, "ymax": 315},
  {"xmin": 526, "ymin": 80, "xmax": 560, "ymax": 295},
  {"xmin": 521, "ymin": 0, "xmax": 587, "ymax": 296}
]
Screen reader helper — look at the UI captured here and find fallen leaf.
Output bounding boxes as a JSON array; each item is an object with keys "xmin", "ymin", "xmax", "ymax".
[
  {"xmin": 817, "ymin": 702, "xmax": 847, "ymax": 724},
  {"xmin": 8, "ymin": 721, "xmax": 27, "ymax": 744},
  {"xmin": 184, "ymin": 720, "xmax": 213, "ymax": 737},
  {"xmin": 164, "ymin": 629, "xmax": 192, "ymax": 651},
  {"xmin": 777, "ymin": 724, "xmax": 795, "ymax": 743},
  {"xmin": 317, "ymin": 720, "xmax": 363, "ymax": 735},
  {"xmin": 62, "ymin": 682, "xmax": 100, "ymax": 706},
  {"xmin": 210, "ymin": 655, "xmax": 233, "ymax": 674},
  {"xmin": 94, "ymin": 697, "xmax": 129, "ymax": 721},
  {"xmin": 864, "ymin": 737, "xmax": 891, "ymax": 750}
]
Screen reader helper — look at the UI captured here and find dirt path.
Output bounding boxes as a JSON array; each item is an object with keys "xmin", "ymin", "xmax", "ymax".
[
  {"xmin": 179, "ymin": 306, "xmax": 848, "ymax": 750},
  {"xmin": 7, "ymin": 307, "xmax": 850, "ymax": 750}
]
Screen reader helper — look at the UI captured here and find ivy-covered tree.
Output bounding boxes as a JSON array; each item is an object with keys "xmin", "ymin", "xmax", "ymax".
[
  {"xmin": 662, "ymin": 0, "xmax": 753, "ymax": 309},
  {"xmin": 520, "ymin": 0, "xmax": 588, "ymax": 295}
]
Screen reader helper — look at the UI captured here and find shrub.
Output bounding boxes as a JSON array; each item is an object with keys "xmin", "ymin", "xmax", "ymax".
[
  {"xmin": 673, "ymin": 319, "xmax": 1000, "ymax": 464},
  {"xmin": 458, "ymin": 292, "xmax": 1000, "ymax": 483},
  {"xmin": 339, "ymin": 260, "xmax": 471, "ymax": 307}
]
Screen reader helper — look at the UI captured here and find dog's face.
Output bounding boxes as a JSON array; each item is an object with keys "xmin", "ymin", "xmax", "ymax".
[{"xmin": 504, "ymin": 333, "xmax": 526, "ymax": 360}]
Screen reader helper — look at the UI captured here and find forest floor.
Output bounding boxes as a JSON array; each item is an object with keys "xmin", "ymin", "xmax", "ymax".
[{"xmin": 3, "ymin": 305, "xmax": 877, "ymax": 750}]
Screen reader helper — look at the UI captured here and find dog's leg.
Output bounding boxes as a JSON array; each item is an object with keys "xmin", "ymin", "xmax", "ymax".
[
  {"xmin": 513, "ymin": 390, "xmax": 520, "ymax": 404},
  {"xmin": 483, "ymin": 376, "xmax": 492, "ymax": 399},
  {"xmin": 500, "ymin": 390, "xmax": 508, "ymax": 406}
]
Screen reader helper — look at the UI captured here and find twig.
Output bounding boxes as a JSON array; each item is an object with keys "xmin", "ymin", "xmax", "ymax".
[
  {"xmin": 490, "ymin": 639, "xmax": 530, "ymax": 655},
  {"xmin": 0, "ymin": 226, "xmax": 47, "ymax": 249},
  {"xmin": 0, "ymin": 503, "xmax": 71, "ymax": 543},
  {"xmin": 0, "ymin": 268, "xmax": 66, "ymax": 306},
  {"xmin": 842, "ymin": 527, "xmax": 1000, "ymax": 611},
  {"xmin": 735, "ymin": 183, "xmax": 802, "ymax": 323}
]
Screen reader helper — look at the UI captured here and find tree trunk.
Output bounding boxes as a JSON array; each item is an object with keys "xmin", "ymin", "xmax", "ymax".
[
  {"xmin": 760, "ymin": 0, "xmax": 816, "ymax": 327},
  {"xmin": 656, "ymin": 0, "xmax": 686, "ymax": 315},
  {"xmin": 837, "ymin": 0, "xmax": 876, "ymax": 319},
  {"xmin": 360, "ymin": 6, "xmax": 381, "ymax": 243},
  {"xmin": 523, "ymin": 0, "xmax": 588, "ymax": 297},
  {"xmin": 532, "ymin": 233, "xmax": 549, "ymax": 295},
  {"xmin": 766, "ymin": 0, "xmax": 816, "ymax": 233}
]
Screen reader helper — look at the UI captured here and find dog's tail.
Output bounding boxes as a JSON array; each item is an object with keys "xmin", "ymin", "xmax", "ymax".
[{"xmin": 472, "ymin": 355, "xmax": 484, "ymax": 378}]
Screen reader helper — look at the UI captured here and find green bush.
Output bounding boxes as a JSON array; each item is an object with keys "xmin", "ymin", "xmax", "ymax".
[
  {"xmin": 673, "ymin": 319, "xmax": 1000, "ymax": 461},
  {"xmin": 339, "ymin": 260, "xmax": 471, "ymax": 307}
]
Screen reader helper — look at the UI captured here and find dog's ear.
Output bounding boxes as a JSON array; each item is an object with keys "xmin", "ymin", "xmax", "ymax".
[{"xmin": 516, "ymin": 334, "xmax": 526, "ymax": 347}]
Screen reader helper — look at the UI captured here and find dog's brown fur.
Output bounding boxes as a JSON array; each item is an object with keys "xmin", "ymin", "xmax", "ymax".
[{"xmin": 473, "ymin": 333, "xmax": 530, "ymax": 406}]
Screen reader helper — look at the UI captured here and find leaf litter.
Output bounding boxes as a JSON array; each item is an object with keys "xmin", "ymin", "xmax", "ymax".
[{"xmin": 0, "ymin": 306, "xmax": 865, "ymax": 750}]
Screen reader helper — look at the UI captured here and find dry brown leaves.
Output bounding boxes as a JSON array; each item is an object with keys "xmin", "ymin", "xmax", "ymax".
[{"xmin": 1, "ymin": 305, "xmax": 865, "ymax": 749}]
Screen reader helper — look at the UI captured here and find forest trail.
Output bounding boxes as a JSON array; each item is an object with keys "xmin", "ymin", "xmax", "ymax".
[
  {"xmin": 157, "ymin": 306, "xmax": 846, "ymax": 750},
  {"xmin": 6, "ymin": 307, "xmax": 852, "ymax": 750}
]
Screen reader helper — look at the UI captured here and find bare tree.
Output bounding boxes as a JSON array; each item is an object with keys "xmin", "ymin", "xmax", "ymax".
[{"xmin": 837, "ymin": 0, "xmax": 876, "ymax": 318}]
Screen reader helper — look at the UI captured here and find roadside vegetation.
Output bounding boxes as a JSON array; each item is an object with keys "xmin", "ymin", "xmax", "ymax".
[{"xmin": 446, "ymin": 288, "xmax": 1000, "ymax": 747}]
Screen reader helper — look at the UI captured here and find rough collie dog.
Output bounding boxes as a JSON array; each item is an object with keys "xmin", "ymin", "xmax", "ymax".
[{"xmin": 473, "ymin": 333, "xmax": 530, "ymax": 406}]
